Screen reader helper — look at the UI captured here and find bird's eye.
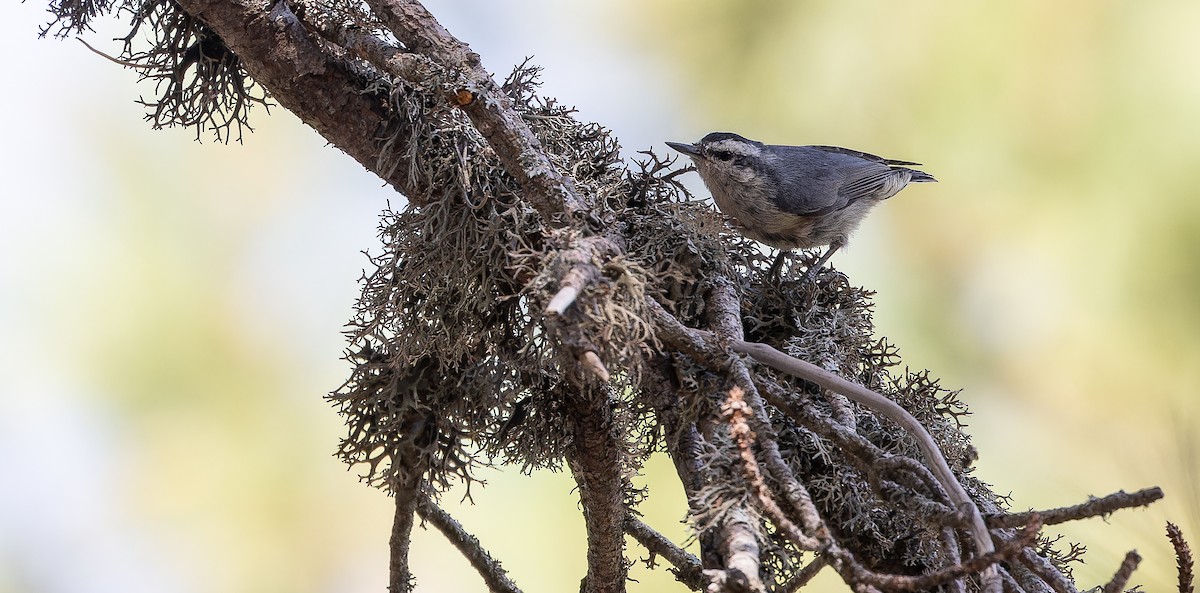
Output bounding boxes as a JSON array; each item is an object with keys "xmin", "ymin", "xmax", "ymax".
[{"xmin": 710, "ymin": 149, "xmax": 735, "ymax": 161}]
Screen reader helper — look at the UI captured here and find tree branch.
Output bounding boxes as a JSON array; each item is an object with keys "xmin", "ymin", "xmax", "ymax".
[
  {"xmin": 174, "ymin": 0, "xmax": 415, "ymax": 192},
  {"xmin": 362, "ymin": 0, "xmax": 587, "ymax": 223},
  {"xmin": 986, "ymin": 487, "xmax": 1164, "ymax": 530},
  {"xmin": 624, "ymin": 516, "xmax": 704, "ymax": 591},
  {"xmin": 564, "ymin": 383, "xmax": 630, "ymax": 593},
  {"xmin": 389, "ymin": 478, "xmax": 421, "ymax": 592},
  {"xmin": 1101, "ymin": 551, "xmax": 1142, "ymax": 593},
  {"xmin": 728, "ymin": 338, "xmax": 998, "ymax": 588},
  {"xmin": 416, "ymin": 494, "xmax": 522, "ymax": 593}
]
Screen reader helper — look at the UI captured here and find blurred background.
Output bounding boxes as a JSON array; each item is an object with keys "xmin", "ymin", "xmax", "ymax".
[{"xmin": 2, "ymin": 1, "xmax": 1197, "ymax": 592}]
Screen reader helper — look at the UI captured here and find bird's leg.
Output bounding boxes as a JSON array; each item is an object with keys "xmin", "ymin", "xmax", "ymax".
[
  {"xmin": 800, "ymin": 239, "xmax": 845, "ymax": 284},
  {"xmin": 768, "ymin": 250, "xmax": 789, "ymax": 281}
]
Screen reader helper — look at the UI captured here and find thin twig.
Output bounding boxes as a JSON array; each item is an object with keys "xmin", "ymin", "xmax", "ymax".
[
  {"xmin": 579, "ymin": 351, "xmax": 610, "ymax": 382},
  {"xmin": 77, "ymin": 37, "xmax": 156, "ymax": 69},
  {"xmin": 1015, "ymin": 546, "xmax": 1079, "ymax": 593},
  {"xmin": 1100, "ymin": 550, "xmax": 1141, "ymax": 593},
  {"xmin": 987, "ymin": 487, "xmax": 1164, "ymax": 529},
  {"xmin": 417, "ymin": 493, "xmax": 523, "ymax": 593},
  {"xmin": 625, "ymin": 516, "xmax": 704, "ymax": 591}
]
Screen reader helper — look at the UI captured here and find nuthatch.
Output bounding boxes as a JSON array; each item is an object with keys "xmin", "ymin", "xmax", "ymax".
[{"xmin": 666, "ymin": 132, "xmax": 935, "ymax": 280}]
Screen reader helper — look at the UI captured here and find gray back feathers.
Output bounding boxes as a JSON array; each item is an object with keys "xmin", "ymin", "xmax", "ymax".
[{"xmin": 763, "ymin": 144, "xmax": 935, "ymax": 217}]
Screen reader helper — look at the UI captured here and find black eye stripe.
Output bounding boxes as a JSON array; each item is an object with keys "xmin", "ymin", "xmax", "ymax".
[
  {"xmin": 709, "ymin": 149, "xmax": 751, "ymax": 164},
  {"xmin": 706, "ymin": 149, "xmax": 756, "ymax": 169}
]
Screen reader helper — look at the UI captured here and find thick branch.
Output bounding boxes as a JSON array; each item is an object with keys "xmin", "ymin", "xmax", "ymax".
[
  {"xmin": 389, "ymin": 480, "xmax": 421, "ymax": 592},
  {"xmin": 174, "ymin": 0, "xmax": 414, "ymax": 192},
  {"xmin": 565, "ymin": 383, "xmax": 629, "ymax": 593},
  {"xmin": 364, "ymin": 0, "xmax": 586, "ymax": 223}
]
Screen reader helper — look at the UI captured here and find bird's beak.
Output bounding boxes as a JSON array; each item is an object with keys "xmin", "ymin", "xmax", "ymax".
[{"xmin": 666, "ymin": 141, "xmax": 701, "ymax": 157}]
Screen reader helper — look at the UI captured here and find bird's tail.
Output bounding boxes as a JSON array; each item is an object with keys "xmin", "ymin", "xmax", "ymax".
[{"xmin": 905, "ymin": 168, "xmax": 937, "ymax": 183}]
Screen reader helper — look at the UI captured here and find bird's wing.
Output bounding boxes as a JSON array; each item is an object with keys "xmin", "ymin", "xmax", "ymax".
[
  {"xmin": 808, "ymin": 145, "xmax": 922, "ymax": 167},
  {"xmin": 771, "ymin": 146, "xmax": 899, "ymax": 216}
]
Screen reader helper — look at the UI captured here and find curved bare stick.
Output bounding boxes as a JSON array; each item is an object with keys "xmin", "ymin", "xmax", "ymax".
[
  {"xmin": 77, "ymin": 38, "xmax": 156, "ymax": 69},
  {"xmin": 729, "ymin": 339, "xmax": 1000, "ymax": 592}
]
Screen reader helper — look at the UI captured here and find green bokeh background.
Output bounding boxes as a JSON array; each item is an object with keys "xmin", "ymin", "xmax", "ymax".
[{"xmin": 2, "ymin": 2, "xmax": 1197, "ymax": 592}]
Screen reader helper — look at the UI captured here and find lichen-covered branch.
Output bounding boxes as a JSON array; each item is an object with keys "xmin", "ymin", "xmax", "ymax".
[
  {"xmin": 170, "ymin": 0, "xmax": 418, "ymax": 181},
  {"xmin": 565, "ymin": 384, "xmax": 630, "ymax": 593},
  {"xmin": 364, "ymin": 0, "xmax": 588, "ymax": 223},
  {"xmin": 389, "ymin": 478, "xmax": 420, "ymax": 592},
  {"xmin": 42, "ymin": 2, "xmax": 1175, "ymax": 592}
]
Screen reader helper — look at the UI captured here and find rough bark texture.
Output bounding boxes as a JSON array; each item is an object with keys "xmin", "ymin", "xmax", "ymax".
[
  {"xmin": 389, "ymin": 477, "xmax": 420, "ymax": 593},
  {"xmin": 175, "ymin": 0, "xmax": 413, "ymax": 191},
  {"xmin": 566, "ymin": 384, "xmax": 629, "ymax": 593}
]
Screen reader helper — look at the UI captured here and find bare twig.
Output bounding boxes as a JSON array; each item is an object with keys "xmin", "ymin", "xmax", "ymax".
[
  {"xmin": 416, "ymin": 494, "xmax": 522, "ymax": 593},
  {"xmin": 986, "ymin": 487, "xmax": 1164, "ymax": 529},
  {"xmin": 1100, "ymin": 550, "xmax": 1141, "ymax": 593},
  {"xmin": 1167, "ymin": 522, "xmax": 1195, "ymax": 593},
  {"xmin": 1015, "ymin": 545, "xmax": 1079, "ymax": 593},
  {"xmin": 546, "ymin": 282, "xmax": 583, "ymax": 315},
  {"xmin": 625, "ymin": 516, "xmax": 704, "ymax": 591},
  {"xmin": 76, "ymin": 38, "xmax": 156, "ymax": 69}
]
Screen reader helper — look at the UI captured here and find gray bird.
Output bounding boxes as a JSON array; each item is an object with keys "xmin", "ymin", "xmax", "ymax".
[{"xmin": 666, "ymin": 132, "xmax": 936, "ymax": 280}]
